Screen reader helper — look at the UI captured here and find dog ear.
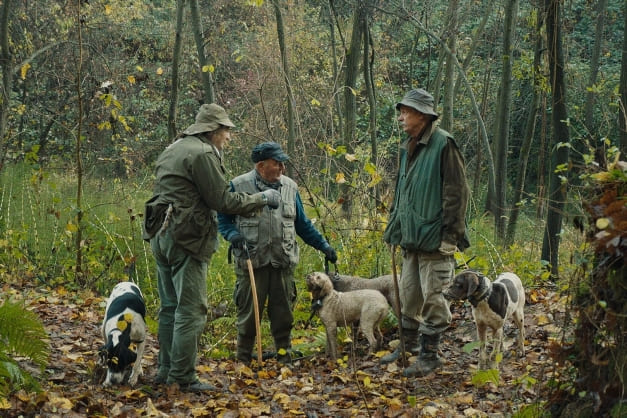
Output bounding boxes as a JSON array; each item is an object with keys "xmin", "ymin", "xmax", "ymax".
[{"xmin": 466, "ymin": 272, "xmax": 480, "ymax": 297}]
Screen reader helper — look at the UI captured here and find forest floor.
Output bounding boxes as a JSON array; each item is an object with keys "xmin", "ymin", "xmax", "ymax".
[{"xmin": 3, "ymin": 280, "xmax": 572, "ymax": 417}]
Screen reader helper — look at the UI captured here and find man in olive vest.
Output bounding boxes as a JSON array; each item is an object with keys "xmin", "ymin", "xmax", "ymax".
[
  {"xmin": 218, "ymin": 142, "xmax": 337, "ymax": 364},
  {"xmin": 381, "ymin": 89, "xmax": 470, "ymax": 377},
  {"xmin": 143, "ymin": 104, "xmax": 281, "ymax": 391}
]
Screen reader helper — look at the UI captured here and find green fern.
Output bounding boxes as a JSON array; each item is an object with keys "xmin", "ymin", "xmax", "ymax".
[{"xmin": 0, "ymin": 301, "xmax": 50, "ymax": 394}]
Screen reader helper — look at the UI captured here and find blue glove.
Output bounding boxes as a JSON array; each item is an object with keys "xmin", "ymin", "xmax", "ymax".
[{"xmin": 322, "ymin": 244, "xmax": 337, "ymax": 263}]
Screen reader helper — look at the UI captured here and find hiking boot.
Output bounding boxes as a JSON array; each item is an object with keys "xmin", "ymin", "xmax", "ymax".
[
  {"xmin": 153, "ymin": 374, "xmax": 167, "ymax": 385},
  {"xmin": 380, "ymin": 328, "xmax": 421, "ymax": 364},
  {"xmin": 180, "ymin": 380, "xmax": 218, "ymax": 392},
  {"xmin": 403, "ymin": 333, "xmax": 442, "ymax": 377}
]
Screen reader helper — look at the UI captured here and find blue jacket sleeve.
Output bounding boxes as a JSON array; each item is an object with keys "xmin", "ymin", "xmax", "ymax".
[
  {"xmin": 217, "ymin": 182, "xmax": 240, "ymax": 241},
  {"xmin": 294, "ymin": 192, "xmax": 329, "ymax": 251}
]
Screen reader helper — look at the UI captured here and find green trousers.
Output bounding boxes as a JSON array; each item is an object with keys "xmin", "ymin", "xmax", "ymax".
[
  {"xmin": 150, "ymin": 228, "xmax": 208, "ymax": 385},
  {"xmin": 233, "ymin": 264, "xmax": 296, "ymax": 358},
  {"xmin": 399, "ymin": 250, "xmax": 454, "ymax": 335}
]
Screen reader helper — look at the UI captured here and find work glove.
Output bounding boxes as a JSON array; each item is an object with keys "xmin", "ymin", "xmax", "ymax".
[
  {"xmin": 438, "ymin": 241, "xmax": 457, "ymax": 256},
  {"xmin": 230, "ymin": 234, "xmax": 247, "ymax": 250},
  {"xmin": 261, "ymin": 189, "xmax": 281, "ymax": 209},
  {"xmin": 321, "ymin": 244, "xmax": 338, "ymax": 264}
]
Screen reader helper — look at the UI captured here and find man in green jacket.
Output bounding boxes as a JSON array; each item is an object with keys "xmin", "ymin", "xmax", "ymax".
[
  {"xmin": 381, "ymin": 88, "xmax": 470, "ymax": 377},
  {"xmin": 143, "ymin": 104, "xmax": 281, "ymax": 392}
]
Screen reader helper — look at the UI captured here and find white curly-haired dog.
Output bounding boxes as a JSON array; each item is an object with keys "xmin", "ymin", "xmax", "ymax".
[
  {"xmin": 306, "ymin": 272, "xmax": 388, "ymax": 360},
  {"xmin": 330, "ymin": 273, "xmax": 399, "ymax": 314}
]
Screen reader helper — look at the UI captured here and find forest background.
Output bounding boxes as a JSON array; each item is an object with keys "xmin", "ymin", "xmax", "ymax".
[{"xmin": 0, "ymin": 0, "xmax": 625, "ymax": 416}]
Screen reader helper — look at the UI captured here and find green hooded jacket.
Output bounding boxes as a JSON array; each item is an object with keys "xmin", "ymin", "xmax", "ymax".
[{"xmin": 142, "ymin": 135, "xmax": 267, "ymax": 262}]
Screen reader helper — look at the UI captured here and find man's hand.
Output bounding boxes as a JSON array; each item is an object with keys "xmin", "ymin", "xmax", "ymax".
[
  {"xmin": 261, "ymin": 189, "xmax": 281, "ymax": 209},
  {"xmin": 230, "ymin": 234, "xmax": 247, "ymax": 250},
  {"xmin": 438, "ymin": 241, "xmax": 457, "ymax": 256},
  {"xmin": 322, "ymin": 244, "xmax": 337, "ymax": 263}
]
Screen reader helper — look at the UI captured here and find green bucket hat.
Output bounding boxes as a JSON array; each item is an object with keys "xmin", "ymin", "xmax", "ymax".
[
  {"xmin": 396, "ymin": 88, "xmax": 439, "ymax": 119},
  {"xmin": 183, "ymin": 103, "xmax": 235, "ymax": 136}
]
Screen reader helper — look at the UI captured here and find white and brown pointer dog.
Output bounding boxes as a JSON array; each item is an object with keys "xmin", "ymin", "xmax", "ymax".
[
  {"xmin": 444, "ymin": 269, "xmax": 525, "ymax": 369},
  {"xmin": 306, "ymin": 272, "xmax": 388, "ymax": 360},
  {"xmin": 100, "ymin": 281, "xmax": 146, "ymax": 387}
]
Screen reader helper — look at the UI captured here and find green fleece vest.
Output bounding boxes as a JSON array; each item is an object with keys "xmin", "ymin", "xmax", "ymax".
[
  {"xmin": 230, "ymin": 170, "xmax": 299, "ymax": 269},
  {"xmin": 383, "ymin": 128, "xmax": 449, "ymax": 252}
]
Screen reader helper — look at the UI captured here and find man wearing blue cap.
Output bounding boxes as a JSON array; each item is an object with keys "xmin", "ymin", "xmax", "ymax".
[
  {"xmin": 218, "ymin": 141, "xmax": 337, "ymax": 364},
  {"xmin": 381, "ymin": 89, "xmax": 470, "ymax": 377}
]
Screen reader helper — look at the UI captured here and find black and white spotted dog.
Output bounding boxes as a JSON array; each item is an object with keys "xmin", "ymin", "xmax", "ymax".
[
  {"xmin": 444, "ymin": 269, "xmax": 525, "ymax": 369},
  {"xmin": 100, "ymin": 282, "xmax": 146, "ymax": 387}
]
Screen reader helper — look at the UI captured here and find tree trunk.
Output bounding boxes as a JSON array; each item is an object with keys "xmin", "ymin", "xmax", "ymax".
[
  {"xmin": 440, "ymin": 0, "xmax": 457, "ymax": 131},
  {"xmin": 493, "ymin": 0, "xmax": 518, "ymax": 241},
  {"xmin": 542, "ymin": 0, "xmax": 571, "ymax": 276},
  {"xmin": 340, "ymin": 1, "xmax": 366, "ymax": 215},
  {"xmin": 619, "ymin": 0, "xmax": 627, "ymax": 152},
  {"xmin": 0, "ymin": 0, "xmax": 11, "ymax": 172},
  {"xmin": 584, "ymin": 0, "xmax": 608, "ymax": 168},
  {"xmin": 272, "ymin": 0, "xmax": 296, "ymax": 178},
  {"xmin": 363, "ymin": 13, "xmax": 379, "ymax": 204},
  {"xmin": 507, "ymin": 7, "xmax": 542, "ymax": 244},
  {"xmin": 168, "ymin": 0, "xmax": 186, "ymax": 140},
  {"xmin": 74, "ymin": 0, "xmax": 85, "ymax": 285},
  {"xmin": 328, "ymin": 0, "xmax": 344, "ymax": 140},
  {"xmin": 189, "ymin": 0, "xmax": 215, "ymax": 105}
]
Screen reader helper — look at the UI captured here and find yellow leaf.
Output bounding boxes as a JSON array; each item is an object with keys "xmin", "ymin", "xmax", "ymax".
[
  {"xmin": 104, "ymin": 5, "xmax": 112, "ymax": 14},
  {"xmin": 335, "ymin": 172, "xmax": 346, "ymax": 184},
  {"xmin": 136, "ymin": 65, "xmax": 143, "ymax": 72},
  {"xmin": 20, "ymin": 63, "xmax": 31, "ymax": 80},
  {"xmin": 156, "ymin": 67, "xmax": 164, "ymax": 75},
  {"xmin": 311, "ymin": 98, "xmax": 320, "ymax": 106},
  {"xmin": 596, "ymin": 218, "xmax": 610, "ymax": 230},
  {"xmin": 117, "ymin": 320, "xmax": 128, "ymax": 331},
  {"xmin": 363, "ymin": 376, "xmax": 371, "ymax": 387},
  {"xmin": 536, "ymin": 314, "xmax": 551, "ymax": 325},
  {"xmin": 0, "ymin": 397, "xmax": 11, "ymax": 409},
  {"xmin": 127, "ymin": 75, "xmax": 136, "ymax": 84},
  {"xmin": 49, "ymin": 395, "xmax": 74, "ymax": 409}
]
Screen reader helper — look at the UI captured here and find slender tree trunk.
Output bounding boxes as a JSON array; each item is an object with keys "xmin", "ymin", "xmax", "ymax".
[
  {"xmin": 493, "ymin": 0, "xmax": 518, "ymax": 241},
  {"xmin": 271, "ymin": 0, "xmax": 296, "ymax": 178},
  {"xmin": 584, "ymin": 0, "xmax": 608, "ymax": 168},
  {"xmin": 619, "ymin": 0, "xmax": 627, "ymax": 152},
  {"xmin": 328, "ymin": 1, "xmax": 344, "ymax": 139},
  {"xmin": 542, "ymin": 0, "xmax": 571, "ymax": 276},
  {"xmin": 440, "ymin": 0, "xmax": 458, "ymax": 131},
  {"xmin": 363, "ymin": 15, "xmax": 379, "ymax": 204},
  {"xmin": 168, "ymin": 0, "xmax": 186, "ymax": 140},
  {"xmin": 0, "ymin": 0, "xmax": 11, "ymax": 172},
  {"xmin": 453, "ymin": 6, "xmax": 491, "ymax": 97},
  {"xmin": 189, "ymin": 0, "xmax": 215, "ymax": 104},
  {"xmin": 340, "ymin": 1, "xmax": 366, "ymax": 215},
  {"xmin": 74, "ymin": 0, "xmax": 85, "ymax": 285},
  {"xmin": 507, "ymin": 7, "xmax": 542, "ymax": 244}
]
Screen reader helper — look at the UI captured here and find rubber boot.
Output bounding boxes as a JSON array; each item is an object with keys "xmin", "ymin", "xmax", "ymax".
[
  {"xmin": 380, "ymin": 328, "xmax": 421, "ymax": 364},
  {"xmin": 402, "ymin": 333, "xmax": 442, "ymax": 377}
]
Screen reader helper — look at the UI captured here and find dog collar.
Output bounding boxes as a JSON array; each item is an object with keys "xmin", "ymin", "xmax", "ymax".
[{"xmin": 468, "ymin": 275, "xmax": 492, "ymax": 307}]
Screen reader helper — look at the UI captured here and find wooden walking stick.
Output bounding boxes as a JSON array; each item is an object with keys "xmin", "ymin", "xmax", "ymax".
[
  {"xmin": 244, "ymin": 243, "xmax": 263, "ymax": 366},
  {"xmin": 391, "ymin": 245, "xmax": 407, "ymax": 368}
]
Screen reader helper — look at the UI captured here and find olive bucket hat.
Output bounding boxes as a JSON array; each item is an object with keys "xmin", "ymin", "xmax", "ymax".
[
  {"xmin": 396, "ymin": 88, "xmax": 439, "ymax": 119},
  {"xmin": 183, "ymin": 103, "xmax": 235, "ymax": 136}
]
